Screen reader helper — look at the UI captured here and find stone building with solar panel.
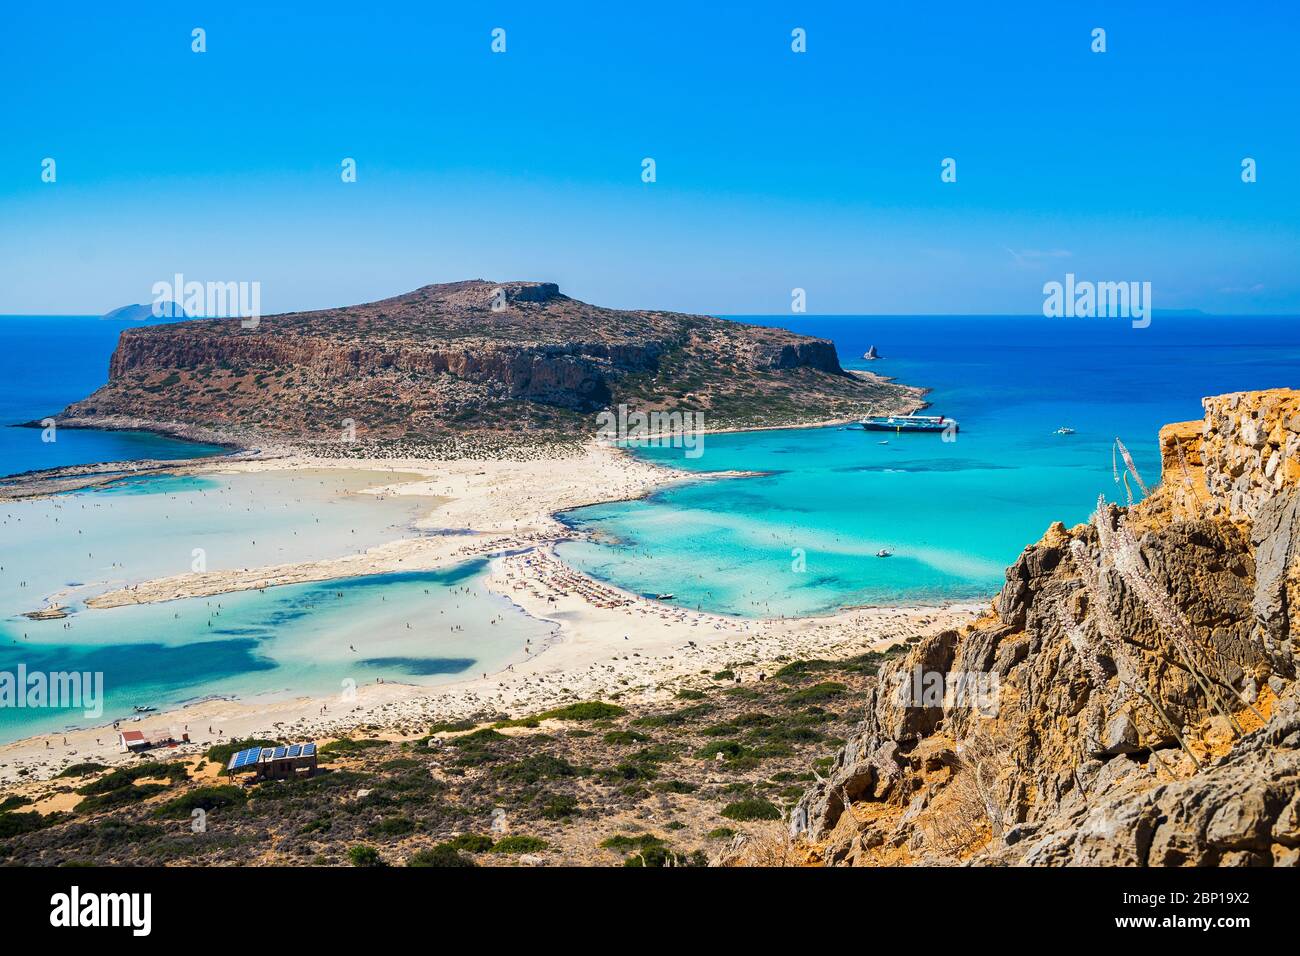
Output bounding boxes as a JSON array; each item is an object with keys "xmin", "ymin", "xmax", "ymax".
[{"xmin": 227, "ymin": 743, "xmax": 318, "ymax": 780}]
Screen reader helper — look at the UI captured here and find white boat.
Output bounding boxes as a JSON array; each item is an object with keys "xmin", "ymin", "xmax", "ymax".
[
  {"xmin": 1054, "ymin": 427, "xmax": 1076, "ymax": 435},
  {"xmin": 876, "ymin": 548, "xmax": 893, "ymax": 558}
]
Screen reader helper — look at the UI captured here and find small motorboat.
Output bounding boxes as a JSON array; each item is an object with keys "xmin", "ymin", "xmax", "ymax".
[
  {"xmin": 1054, "ymin": 427, "xmax": 1076, "ymax": 435},
  {"xmin": 876, "ymin": 548, "xmax": 893, "ymax": 558},
  {"xmin": 133, "ymin": 705, "xmax": 157, "ymax": 714},
  {"xmin": 655, "ymin": 593, "xmax": 675, "ymax": 601}
]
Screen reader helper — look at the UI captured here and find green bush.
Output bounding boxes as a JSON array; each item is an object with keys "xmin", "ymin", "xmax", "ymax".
[
  {"xmin": 55, "ymin": 762, "xmax": 109, "ymax": 778},
  {"xmin": 631, "ymin": 704, "xmax": 713, "ymax": 728},
  {"xmin": 408, "ymin": 845, "xmax": 477, "ymax": 867},
  {"xmin": 77, "ymin": 763, "xmax": 187, "ymax": 796},
  {"xmin": 348, "ymin": 845, "xmax": 385, "ymax": 867},
  {"xmin": 695, "ymin": 740, "xmax": 748, "ymax": 761},
  {"xmin": 497, "ymin": 754, "xmax": 578, "ymax": 784},
  {"xmin": 0, "ymin": 811, "xmax": 49, "ymax": 838},
  {"xmin": 444, "ymin": 832, "xmax": 494, "ymax": 852},
  {"xmin": 783, "ymin": 682, "xmax": 848, "ymax": 706},
  {"xmin": 599, "ymin": 833, "xmax": 663, "ymax": 851},
  {"xmin": 488, "ymin": 835, "xmax": 548, "ymax": 854},
  {"xmin": 771, "ymin": 659, "xmax": 836, "ymax": 681},
  {"xmin": 602, "ymin": 761, "xmax": 656, "ymax": 782},
  {"xmin": 628, "ymin": 745, "xmax": 677, "ymax": 764},
  {"xmin": 720, "ymin": 798, "xmax": 782, "ymax": 821},
  {"xmin": 623, "ymin": 846, "xmax": 708, "ymax": 867},
  {"xmin": 539, "ymin": 794, "xmax": 580, "ymax": 820},
  {"xmin": 449, "ymin": 729, "xmax": 510, "ymax": 768},
  {"xmin": 368, "ymin": 815, "xmax": 417, "ymax": 838},
  {"xmin": 153, "ymin": 785, "xmax": 247, "ymax": 819},
  {"xmin": 602, "ymin": 730, "xmax": 649, "ymax": 745},
  {"xmin": 700, "ymin": 723, "xmax": 740, "ymax": 737},
  {"xmin": 76, "ymin": 784, "xmax": 168, "ymax": 815},
  {"xmin": 495, "ymin": 701, "xmax": 627, "ymax": 728},
  {"xmin": 652, "ymin": 780, "xmax": 698, "ymax": 794}
]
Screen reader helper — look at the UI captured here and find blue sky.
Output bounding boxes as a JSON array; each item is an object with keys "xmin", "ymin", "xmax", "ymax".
[{"xmin": 1, "ymin": 1, "xmax": 1297, "ymax": 315}]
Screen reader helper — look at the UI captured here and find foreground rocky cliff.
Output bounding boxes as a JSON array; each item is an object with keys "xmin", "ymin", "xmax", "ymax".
[
  {"xmin": 770, "ymin": 388, "xmax": 1300, "ymax": 867},
  {"xmin": 58, "ymin": 281, "xmax": 920, "ymax": 453}
]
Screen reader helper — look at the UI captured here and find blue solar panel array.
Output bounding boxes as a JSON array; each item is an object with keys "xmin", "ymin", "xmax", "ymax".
[
  {"xmin": 227, "ymin": 743, "xmax": 317, "ymax": 771},
  {"xmin": 228, "ymin": 746, "xmax": 262, "ymax": 770}
]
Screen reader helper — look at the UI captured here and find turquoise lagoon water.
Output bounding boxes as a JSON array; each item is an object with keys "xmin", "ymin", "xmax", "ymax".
[
  {"xmin": 1, "ymin": 469, "xmax": 431, "ymax": 617},
  {"xmin": 0, "ymin": 469, "xmax": 549, "ymax": 742},
  {"xmin": 558, "ymin": 316, "xmax": 1300, "ymax": 618},
  {"xmin": 0, "ymin": 561, "xmax": 548, "ymax": 742}
]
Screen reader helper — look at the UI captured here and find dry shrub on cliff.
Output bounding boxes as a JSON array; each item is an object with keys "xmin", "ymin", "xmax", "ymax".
[
  {"xmin": 920, "ymin": 728, "xmax": 1015, "ymax": 860},
  {"xmin": 1113, "ymin": 437, "xmax": 1151, "ymax": 497},
  {"xmin": 1065, "ymin": 534, "xmax": 1202, "ymax": 769},
  {"xmin": 1092, "ymin": 498, "xmax": 1262, "ymax": 734},
  {"xmin": 712, "ymin": 821, "xmax": 803, "ymax": 867}
]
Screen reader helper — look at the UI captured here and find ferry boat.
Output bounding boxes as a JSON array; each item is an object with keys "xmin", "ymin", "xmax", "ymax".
[{"xmin": 860, "ymin": 414, "xmax": 958, "ymax": 434}]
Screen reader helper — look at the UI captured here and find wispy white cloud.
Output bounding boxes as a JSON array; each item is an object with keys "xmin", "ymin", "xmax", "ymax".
[{"xmin": 1006, "ymin": 248, "xmax": 1073, "ymax": 268}]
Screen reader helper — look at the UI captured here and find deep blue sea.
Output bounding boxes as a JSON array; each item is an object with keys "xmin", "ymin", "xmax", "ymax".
[
  {"xmin": 0, "ymin": 315, "xmax": 226, "ymax": 477},
  {"xmin": 557, "ymin": 315, "xmax": 1300, "ymax": 617}
]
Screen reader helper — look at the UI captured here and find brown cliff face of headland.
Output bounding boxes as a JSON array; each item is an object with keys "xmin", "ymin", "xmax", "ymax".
[{"xmin": 59, "ymin": 280, "xmax": 922, "ymax": 450}]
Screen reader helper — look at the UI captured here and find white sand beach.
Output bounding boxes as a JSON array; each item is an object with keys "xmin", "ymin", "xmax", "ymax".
[{"xmin": 0, "ymin": 443, "xmax": 983, "ymax": 784}]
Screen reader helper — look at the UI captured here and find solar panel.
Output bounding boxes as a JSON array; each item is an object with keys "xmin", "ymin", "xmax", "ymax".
[
  {"xmin": 288, "ymin": 745, "xmax": 302, "ymax": 758},
  {"xmin": 302, "ymin": 743, "xmax": 316, "ymax": 756},
  {"xmin": 273, "ymin": 747, "xmax": 288, "ymax": 759},
  {"xmin": 230, "ymin": 747, "xmax": 259, "ymax": 770},
  {"xmin": 260, "ymin": 748, "xmax": 274, "ymax": 761}
]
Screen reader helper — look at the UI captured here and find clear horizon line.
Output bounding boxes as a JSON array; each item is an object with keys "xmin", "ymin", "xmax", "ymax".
[{"xmin": 2, "ymin": 309, "xmax": 1297, "ymax": 320}]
